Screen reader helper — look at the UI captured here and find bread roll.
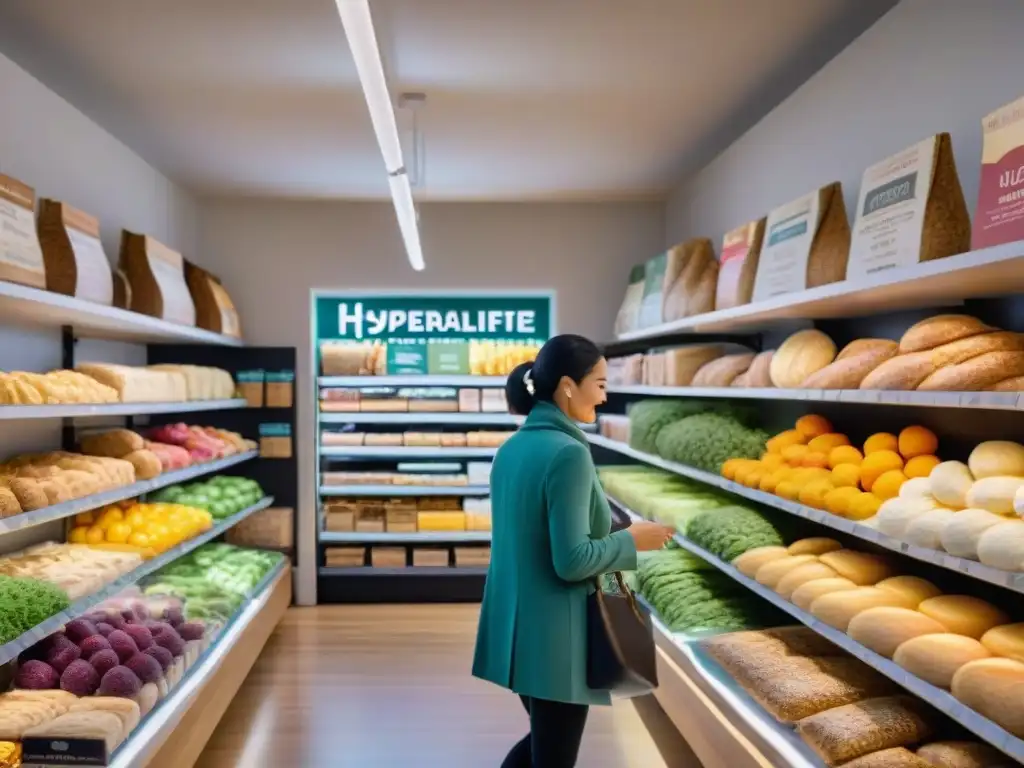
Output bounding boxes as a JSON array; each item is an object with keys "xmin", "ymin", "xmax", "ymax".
[
  {"xmin": 734, "ymin": 350, "xmax": 773, "ymax": 387},
  {"xmin": 663, "ymin": 345, "xmax": 723, "ymax": 386},
  {"xmin": 917, "ymin": 351, "xmax": 1024, "ymax": 391},
  {"xmin": 691, "ymin": 352, "xmax": 755, "ymax": 387},
  {"xmin": 898, "ymin": 315, "xmax": 994, "ymax": 353},
  {"xmin": 860, "ymin": 352, "xmax": 936, "ymax": 390},
  {"xmin": 988, "ymin": 375, "xmax": 1024, "ymax": 391},
  {"xmin": 803, "ymin": 344, "xmax": 898, "ymax": 389},
  {"xmin": 836, "ymin": 338, "xmax": 900, "ymax": 362}
]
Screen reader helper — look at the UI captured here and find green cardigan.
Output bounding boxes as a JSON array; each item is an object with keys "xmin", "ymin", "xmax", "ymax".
[{"xmin": 472, "ymin": 401, "xmax": 638, "ymax": 706}]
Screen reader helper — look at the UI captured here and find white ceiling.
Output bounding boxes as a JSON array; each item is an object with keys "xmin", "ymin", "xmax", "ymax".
[{"xmin": 0, "ymin": 0, "xmax": 895, "ymax": 201}]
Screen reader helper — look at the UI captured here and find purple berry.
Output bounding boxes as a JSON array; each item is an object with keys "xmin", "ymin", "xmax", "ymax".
[
  {"xmin": 65, "ymin": 619, "xmax": 99, "ymax": 643},
  {"xmin": 46, "ymin": 643, "xmax": 81, "ymax": 674},
  {"xmin": 15, "ymin": 660, "xmax": 59, "ymax": 690},
  {"xmin": 124, "ymin": 653, "xmax": 163, "ymax": 684},
  {"xmin": 96, "ymin": 622, "xmax": 115, "ymax": 637},
  {"xmin": 123, "ymin": 624, "xmax": 154, "ymax": 651},
  {"xmin": 142, "ymin": 645, "xmax": 173, "ymax": 672},
  {"xmin": 88, "ymin": 649, "xmax": 121, "ymax": 677},
  {"xmin": 78, "ymin": 634, "xmax": 112, "ymax": 658},
  {"xmin": 107, "ymin": 630, "xmax": 139, "ymax": 663},
  {"xmin": 176, "ymin": 622, "xmax": 205, "ymax": 642},
  {"xmin": 60, "ymin": 659, "xmax": 101, "ymax": 696},
  {"xmin": 97, "ymin": 666, "xmax": 142, "ymax": 698}
]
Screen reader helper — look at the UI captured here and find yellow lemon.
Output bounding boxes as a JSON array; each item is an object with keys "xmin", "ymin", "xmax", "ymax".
[
  {"xmin": 85, "ymin": 526, "xmax": 106, "ymax": 545},
  {"xmin": 106, "ymin": 522, "xmax": 132, "ymax": 544},
  {"xmin": 828, "ymin": 445, "xmax": 864, "ymax": 468},
  {"xmin": 824, "ymin": 486, "xmax": 861, "ymax": 517},
  {"xmin": 847, "ymin": 492, "xmax": 882, "ymax": 521},
  {"xmin": 872, "ymin": 469, "xmax": 908, "ymax": 501},
  {"xmin": 831, "ymin": 463, "xmax": 862, "ymax": 489},
  {"xmin": 864, "ymin": 432, "xmax": 899, "ymax": 455},
  {"xmin": 68, "ymin": 526, "xmax": 89, "ymax": 544}
]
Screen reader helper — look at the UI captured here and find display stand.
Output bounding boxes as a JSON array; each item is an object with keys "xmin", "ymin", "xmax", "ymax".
[{"xmin": 312, "ymin": 291, "xmax": 552, "ymax": 603}]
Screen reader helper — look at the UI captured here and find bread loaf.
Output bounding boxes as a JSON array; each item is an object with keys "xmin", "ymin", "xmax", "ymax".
[
  {"xmin": 662, "ymin": 238, "xmax": 718, "ymax": 321},
  {"xmin": 916, "ymin": 740, "xmax": 1015, "ymax": 767},
  {"xmin": 770, "ymin": 329, "xmax": 837, "ymax": 388},
  {"xmin": 642, "ymin": 353, "xmax": 666, "ymax": 386},
  {"xmin": 691, "ymin": 352, "xmax": 755, "ymax": 387},
  {"xmin": 802, "ymin": 341, "xmax": 898, "ymax": 389},
  {"xmin": 662, "ymin": 345, "xmax": 723, "ymax": 386},
  {"xmin": 917, "ymin": 351, "xmax": 1024, "ymax": 391},
  {"xmin": 75, "ymin": 364, "xmax": 187, "ymax": 403},
  {"xmin": 837, "ymin": 338, "xmax": 901, "ymax": 362},
  {"xmin": 734, "ymin": 350, "xmax": 774, "ymax": 387},
  {"xmin": 860, "ymin": 352, "xmax": 936, "ymax": 390},
  {"xmin": 988, "ymin": 375, "xmax": 1024, "ymax": 391},
  {"xmin": 898, "ymin": 315, "xmax": 994, "ymax": 353}
]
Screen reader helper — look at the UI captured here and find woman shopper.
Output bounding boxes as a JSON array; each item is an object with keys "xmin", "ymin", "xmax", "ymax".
[{"xmin": 473, "ymin": 334, "xmax": 674, "ymax": 767}]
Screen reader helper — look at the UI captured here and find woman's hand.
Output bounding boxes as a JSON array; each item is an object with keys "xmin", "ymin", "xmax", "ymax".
[{"xmin": 628, "ymin": 521, "xmax": 676, "ymax": 551}]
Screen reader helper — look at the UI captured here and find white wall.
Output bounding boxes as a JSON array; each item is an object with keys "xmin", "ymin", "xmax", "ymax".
[
  {"xmin": 0, "ymin": 50, "xmax": 200, "ymax": 549},
  {"xmin": 665, "ymin": 0, "xmax": 1024, "ymax": 247},
  {"xmin": 198, "ymin": 197, "xmax": 664, "ymax": 602}
]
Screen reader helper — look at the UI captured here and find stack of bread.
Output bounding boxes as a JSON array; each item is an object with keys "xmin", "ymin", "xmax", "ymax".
[
  {"xmin": 0, "ymin": 542, "xmax": 141, "ymax": 600},
  {"xmin": 320, "ymin": 341, "xmax": 385, "ymax": 376},
  {"xmin": 0, "ymin": 452, "xmax": 137, "ymax": 517},
  {"xmin": 0, "ymin": 371, "xmax": 118, "ymax": 405}
]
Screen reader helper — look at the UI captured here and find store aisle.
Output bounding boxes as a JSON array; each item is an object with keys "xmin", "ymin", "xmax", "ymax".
[{"xmin": 196, "ymin": 605, "xmax": 701, "ymax": 768}]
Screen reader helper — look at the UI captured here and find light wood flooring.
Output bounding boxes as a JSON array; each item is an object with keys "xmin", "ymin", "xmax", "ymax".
[{"xmin": 195, "ymin": 604, "xmax": 702, "ymax": 767}]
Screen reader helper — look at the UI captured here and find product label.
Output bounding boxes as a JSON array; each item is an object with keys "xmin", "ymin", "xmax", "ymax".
[
  {"xmin": 145, "ymin": 237, "xmax": 196, "ymax": 325},
  {"xmin": 716, "ymin": 221, "xmax": 758, "ymax": 305},
  {"xmin": 974, "ymin": 94, "xmax": 1024, "ymax": 250},
  {"xmin": 259, "ymin": 422, "xmax": 292, "ymax": 437},
  {"xmin": 752, "ymin": 191, "xmax": 821, "ymax": 301},
  {"xmin": 637, "ymin": 252, "xmax": 668, "ymax": 327},
  {"xmin": 0, "ymin": 176, "xmax": 45, "ymax": 280},
  {"xmin": 265, "ymin": 370, "xmax": 295, "ymax": 383},
  {"xmin": 386, "ymin": 340, "xmax": 429, "ymax": 374},
  {"xmin": 237, "ymin": 369, "xmax": 266, "ymax": 383},
  {"xmin": 66, "ymin": 227, "xmax": 115, "ymax": 304},
  {"xmin": 428, "ymin": 340, "xmax": 470, "ymax": 374},
  {"xmin": 848, "ymin": 135, "xmax": 935, "ymax": 277},
  {"xmin": 22, "ymin": 737, "xmax": 107, "ymax": 765}
]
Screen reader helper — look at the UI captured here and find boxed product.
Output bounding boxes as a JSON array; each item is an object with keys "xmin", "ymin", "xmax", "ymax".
[
  {"xmin": 385, "ymin": 501, "xmax": 418, "ymax": 532},
  {"xmin": 467, "ymin": 461, "xmax": 493, "ymax": 486},
  {"xmin": 321, "ymin": 341, "xmax": 385, "ymax": 376},
  {"xmin": 480, "ymin": 389, "xmax": 507, "ymax": 412},
  {"xmin": 359, "ymin": 387, "xmax": 409, "ymax": 412},
  {"xmin": 974, "ymin": 93, "xmax": 1024, "ymax": 249},
  {"xmin": 226, "ymin": 506, "xmax": 294, "ymax": 552},
  {"xmin": 325, "ymin": 547, "xmax": 366, "ymax": 567},
  {"xmin": 37, "ymin": 198, "xmax": 114, "ymax": 304},
  {"xmin": 323, "ymin": 501, "xmax": 357, "ymax": 532},
  {"xmin": 403, "ymin": 387, "xmax": 459, "ymax": 412},
  {"xmin": 458, "ymin": 388, "xmax": 482, "ymax": 412},
  {"xmin": 455, "ymin": 546, "xmax": 491, "ymax": 567},
  {"xmin": 371, "ymin": 547, "xmax": 407, "ymax": 568},
  {"xmin": 413, "ymin": 549, "xmax": 450, "ymax": 567},
  {"xmin": 265, "ymin": 370, "xmax": 294, "ymax": 408},
  {"xmin": 238, "ymin": 370, "xmax": 265, "ymax": 407},
  {"xmin": 119, "ymin": 230, "xmax": 196, "ymax": 325}
]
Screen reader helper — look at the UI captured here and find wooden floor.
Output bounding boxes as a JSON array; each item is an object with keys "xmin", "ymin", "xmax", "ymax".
[{"xmin": 195, "ymin": 605, "xmax": 703, "ymax": 768}]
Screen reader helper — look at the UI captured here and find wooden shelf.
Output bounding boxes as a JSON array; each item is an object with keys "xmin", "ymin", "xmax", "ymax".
[
  {"xmin": 589, "ymin": 434, "xmax": 1024, "ymax": 594},
  {"xmin": 616, "ymin": 238, "xmax": 1024, "ymax": 341},
  {"xmin": 605, "ymin": 385, "xmax": 1024, "ymax": 412},
  {"xmin": 0, "ymin": 280, "xmax": 244, "ymax": 346}
]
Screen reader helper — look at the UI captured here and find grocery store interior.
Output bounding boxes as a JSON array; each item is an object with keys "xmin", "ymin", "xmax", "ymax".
[{"xmin": 3, "ymin": 0, "xmax": 1024, "ymax": 766}]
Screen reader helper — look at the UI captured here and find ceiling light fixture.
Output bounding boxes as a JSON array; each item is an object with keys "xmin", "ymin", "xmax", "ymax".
[{"xmin": 335, "ymin": 0, "xmax": 425, "ymax": 272}]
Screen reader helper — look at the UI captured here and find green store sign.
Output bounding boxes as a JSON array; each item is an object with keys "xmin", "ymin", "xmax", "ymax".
[{"xmin": 315, "ymin": 294, "xmax": 553, "ymax": 342}]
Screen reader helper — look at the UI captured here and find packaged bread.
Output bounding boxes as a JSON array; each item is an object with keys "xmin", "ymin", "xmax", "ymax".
[
  {"xmin": 716, "ymin": 218, "xmax": 765, "ymax": 311},
  {"xmin": 112, "ymin": 266, "xmax": 131, "ymax": 309},
  {"xmin": 642, "ymin": 352, "xmax": 666, "ymax": 386},
  {"xmin": 733, "ymin": 349, "xmax": 774, "ymax": 387},
  {"xmin": 661, "ymin": 238, "xmax": 718, "ymax": 321},
  {"xmin": 848, "ymin": 134, "xmax": 970, "ymax": 279},
  {"xmin": 691, "ymin": 352, "xmax": 755, "ymax": 387},
  {"xmin": 0, "ymin": 173, "xmax": 46, "ymax": 289},
  {"xmin": 80, "ymin": 429, "xmax": 145, "ymax": 457},
  {"xmin": 613, "ymin": 264, "xmax": 646, "ymax": 336},
  {"xmin": 803, "ymin": 339, "xmax": 899, "ymax": 389},
  {"xmin": 797, "ymin": 696, "xmax": 934, "ymax": 766},
  {"xmin": 321, "ymin": 341, "xmax": 375, "ymax": 376},
  {"xmin": 637, "ymin": 248, "xmax": 687, "ymax": 327},
  {"xmin": 148, "ymin": 364, "xmax": 234, "ymax": 400},
  {"xmin": 37, "ymin": 199, "xmax": 114, "ymax": 304},
  {"xmin": 184, "ymin": 259, "xmax": 241, "ymax": 337},
  {"xmin": 119, "ymin": 230, "xmax": 196, "ymax": 325},
  {"xmin": 974, "ymin": 93, "xmax": 1024, "ymax": 250},
  {"xmin": 752, "ymin": 182, "xmax": 851, "ymax": 302},
  {"xmin": 662, "ymin": 345, "xmax": 723, "ymax": 386},
  {"xmin": 76, "ymin": 363, "xmax": 186, "ymax": 402},
  {"xmin": 67, "ymin": 697, "xmax": 141, "ymax": 740}
]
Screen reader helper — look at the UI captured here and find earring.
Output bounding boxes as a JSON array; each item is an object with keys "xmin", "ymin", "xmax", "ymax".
[{"xmin": 565, "ymin": 390, "xmax": 572, "ymax": 398}]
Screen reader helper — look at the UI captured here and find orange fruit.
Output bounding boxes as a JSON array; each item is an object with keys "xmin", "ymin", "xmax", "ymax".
[
  {"xmin": 128, "ymin": 531, "xmax": 151, "ymax": 548},
  {"xmin": 861, "ymin": 450, "xmax": 904, "ymax": 490},
  {"xmin": 767, "ymin": 430, "xmax": 807, "ymax": 454},
  {"xmin": 864, "ymin": 432, "xmax": 899, "ymax": 455},
  {"xmin": 795, "ymin": 414, "xmax": 833, "ymax": 439},
  {"xmin": 799, "ymin": 479, "xmax": 835, "ymax": 509},
  {"xmin": 871, "ymin": 469, "xmax": 908, "ymax": 501},
  {"xmin": 85, "ymin": 526, "xmax": 106, "ymax": 545},
  {"xmin": 831, "ymin": 464, "xmax": 862, "ymax": 489},
  {"xmin": 828, "ymin": 445, "xmax": 864, "ymax": 468},
  {"xmin": 782, "ymin": 444, "xmax": 811, "ymax": 464},
  {"xmin": 905, "ymin": 454, "xmax": 941, "ymax": 479},
  {"xmin": 106, "ymin": 522, "xmax": 132, "ymax": 544},
  {"xmin": 898, "ymin": 426, "xmax": 939, "ymax": 459},
  {"xmin": 808, "ymin": 433, "xmax": 851, "ymax": 454},
  {"xmin": 68, "ymin": 526, "xmax": 89, "ymax": 544},
  {"xmin": 847, "ymin": 492, "xmax": 882, "ymax": 521},
  {"xmin": 824, "ymin": 486, "xmax": 861, "ymax": 517},
  {"xmin": 802, "ymin": 451, "xmax": 830, "ymax": 469},
  {"xmin": 775, "ymin": 480, "xmax": 801, "ymax": 501},
  {"xmin": 721, "ymin": 458, "xmax": 744, "ymax": 480}
]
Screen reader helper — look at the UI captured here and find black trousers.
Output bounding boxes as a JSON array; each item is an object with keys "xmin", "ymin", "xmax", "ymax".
[{"xmin": 500, "ymin": 695, "xmax": 589, "ymax": 768}]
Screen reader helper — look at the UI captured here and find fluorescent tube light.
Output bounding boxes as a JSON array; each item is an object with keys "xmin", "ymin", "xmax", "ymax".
[{"xmin": 336, "ymin": 0, "xmax": 425, "ymax": 271}]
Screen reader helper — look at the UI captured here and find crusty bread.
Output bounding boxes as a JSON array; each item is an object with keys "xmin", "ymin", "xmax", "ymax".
[
  {"xmin": 898, "ymin": 315, "xmax": 994, "ymax": 353},
  {"xmin": 836, "ymin": 338, "xmax": 899, "ymax": 362},
  {"xmin": 988, "ymin": 375, "xmax": 1024, "ymax": 391},
  {"xmin": 663, "ymin": 345, "xmax": 723, "ymax": 386},
  {"xmin": 803, "ymin": 345, "xmax": 899, "ymax": 389},
  {"xmin": 691, "ymin": 353, "xmax": 755, "ymax": 387},
  {"xmin": 735, "ymin": 350, "xmax": 774, "ymax": 388},
  {"xmin": 929, "ymin": 331, "xmax": 1024, "ymax": 366},
  {"xmin": 917, "ymin": 351, "xmax": 1024, "ymax": 391},
  {"xmin": 860, "ymin": 352, "xmax": 936, "ymax": 390}
]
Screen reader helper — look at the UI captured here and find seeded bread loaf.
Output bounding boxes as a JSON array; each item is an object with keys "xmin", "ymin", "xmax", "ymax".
[
  {"xmin": 917, "ymin": 351, "xmax": 1024, "ymax": 391},
  {"xmin": 803, "ymin": 340, "xmax": 898, "ymax": 389},
  {"xmin": 691, "ymin": 352, "xmax": 755, "ymax": 387},
  {"xmin": 898, "ymin": 315, "xmax": 995, "ymax": 353}
]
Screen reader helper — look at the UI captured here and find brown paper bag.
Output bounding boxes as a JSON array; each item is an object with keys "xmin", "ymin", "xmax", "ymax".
[
  {"xmin": 37, "ymin": 199, "xmax": 114, "ymax": 304},
  {"xmin": 0, "ymin": 174, "xmax": 46, "ymax": 289}
]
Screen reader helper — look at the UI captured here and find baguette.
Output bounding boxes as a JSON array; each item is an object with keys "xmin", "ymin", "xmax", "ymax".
[
  {"xmin": 692, "ymin": 353, "xmax": 755, "ymax": 387},
  {"xmin": 917, "ymin": 351, "xmax": 1024, "ymax": 391},
  {"xmin": 860, "ymin": 352, "xmax": 935, "ymax": 390},
  {"xmin": 803, "ymin": 345, "xmax": 899, "ymax": 389},
  {"xmin": 988, "ymin": 375, "xmax": 1024, "ymax": 391},
  {"xmin": 735, "ymin": 350, "xmax": 774, "ymax": 388},
  {"xmin": 836, "ymin": 338, "xmax": 899, "ymax": 362},
  {"xmin": 898, "ymin": 315, "xmax": 994, "ymax": 353}
]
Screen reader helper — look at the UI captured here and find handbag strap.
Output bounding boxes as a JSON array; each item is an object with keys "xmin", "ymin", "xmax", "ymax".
[{"xmin": 599, "ymin": 571, "xmax": 645, "ymax": 622}]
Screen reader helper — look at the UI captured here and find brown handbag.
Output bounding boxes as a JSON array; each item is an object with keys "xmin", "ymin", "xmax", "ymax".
[{"xmin": 586, "ymin": 572, "xmax": 658, "ymax": 697}]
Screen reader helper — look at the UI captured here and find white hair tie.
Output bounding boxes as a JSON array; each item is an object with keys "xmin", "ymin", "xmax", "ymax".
[{"xmin": 523, "ymin": 369, "xmax": 536, "ymax": 396}]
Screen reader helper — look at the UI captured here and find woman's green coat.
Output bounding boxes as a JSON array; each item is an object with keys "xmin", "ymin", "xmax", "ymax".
[{"xmin": 472, "ymin": 401, "xmax": 638, "ymax": 706}]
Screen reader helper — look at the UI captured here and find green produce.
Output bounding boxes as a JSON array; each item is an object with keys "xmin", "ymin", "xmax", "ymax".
[
  {"xmin": 150, "ymin": 475, "xmax": 264, "ymax": 520},
  {"xmin": 141, "ymin": 543, "xmax": 282, "ymax": 625},
  {"xmin": 686, "ymin": 505, "xmax": 786, "ymax": 562},
  {"xmin": 598, "ymin": 466, "xmax": 733, "ymax": 531},
  {"xmin": 0, "ymin": 575, "xmax": 71, "ymax": 644},
  {"xmin": 654, "ymin": 411, "xmax": 769, "ymax": 474},
  {"xmin": 627, "ymin": 400, "xmax": 709, "ymax": 454}
]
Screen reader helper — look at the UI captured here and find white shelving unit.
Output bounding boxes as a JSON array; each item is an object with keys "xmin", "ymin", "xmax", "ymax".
[
  {"xmin": 605, "ymin": 385, "xmax": 1024, "ymax": 412},
  {"xmin": 320, "ymin": 375, "xmax": 505, "ymax": 387},
  {"xmin": 609, "ymin": 493, "xmax": 1024, "ymax": 763},
  {"xmin": 321, "ymin": 531, "xmax": 491, "ymax": 544},
  {"xmin": 320, "ymin": 445, "xmax": 499, "ymax": 458},
  {"xmin": 320, "ymin": 484, "xmax": 491, "ymax": 497},
  {"xmin": 615, "ymin": 238, "xmax": 1024, "ymax": 340},
  {"xmin": 0, "ymin": 398, "xmax": 249, "ymax": 420},
  {"xmin": 320, "ymin": 412, "xmax": 521, "ymax": 425}
]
